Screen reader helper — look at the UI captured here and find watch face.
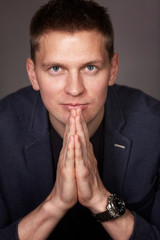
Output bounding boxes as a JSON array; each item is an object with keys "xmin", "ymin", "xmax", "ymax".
[{"xmin": 113, "ymin": 195, "xmax": 126, "ymax": 216}]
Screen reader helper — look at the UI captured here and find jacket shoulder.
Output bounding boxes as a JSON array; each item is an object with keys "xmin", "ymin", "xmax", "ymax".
[
  {"xmin": 0, "ymin": 86, "xmax": 39, "ymax": 117},
  {"xmin": 111, "ymin": 84, "xmax": 160, "ymax": 115}
]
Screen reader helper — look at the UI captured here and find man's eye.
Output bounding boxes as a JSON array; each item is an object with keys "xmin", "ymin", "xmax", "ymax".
[
  {"xmin": 86, "ymin": 65, "xmax": 95, "ymax": 71},
  {"xmin": 51, "ymin": 66, "xmax": 61, "ymax": 72}
]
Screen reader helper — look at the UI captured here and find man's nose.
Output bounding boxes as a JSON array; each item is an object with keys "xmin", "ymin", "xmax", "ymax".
[{"xmin": 64, "ymin": 71, "xmax": 85, "ymax": 96}]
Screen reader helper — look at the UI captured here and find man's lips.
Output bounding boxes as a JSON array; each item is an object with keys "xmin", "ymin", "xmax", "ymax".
[{"xmin": 61, "ymin": 103, "xmax": 89, "ymax": 111}]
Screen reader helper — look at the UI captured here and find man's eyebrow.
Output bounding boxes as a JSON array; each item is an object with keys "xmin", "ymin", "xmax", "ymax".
[
  {"xmin": 81, "ymin": 60, "xmax": 105, "ymax": 67},
  {"xmin": 41, "ymin": 62, "xmax": 66, "ymax": 69}
]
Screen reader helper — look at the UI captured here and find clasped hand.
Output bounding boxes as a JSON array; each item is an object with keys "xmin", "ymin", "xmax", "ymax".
[{"xmin": 51, "ymin": 109, "xmax": 109, "ymax": 214}]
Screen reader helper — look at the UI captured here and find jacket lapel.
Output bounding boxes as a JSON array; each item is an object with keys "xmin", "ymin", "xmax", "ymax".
[
  {"xmin": 102, "ymin": 86, "xmax": 132, "ymax": 197},
  {"xmin": 24, "ymin": 93, "xmax": 55, "ymax": 206}
]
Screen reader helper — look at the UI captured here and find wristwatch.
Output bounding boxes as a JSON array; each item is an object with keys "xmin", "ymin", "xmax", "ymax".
[{"xmin": 92, "ymin": 194, "xmax": 126, "ymax": 222}]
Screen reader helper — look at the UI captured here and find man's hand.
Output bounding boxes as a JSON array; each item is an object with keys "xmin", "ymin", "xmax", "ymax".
[
  {"xmin": 51, "ymin": 108, "xmax": 108, "ymax": 213},
  {"xmin": 50, "ymin": 110, "xmax": 78, "ymax": 212},
  {"xmin": 74, "ymin": 109, "xmax": 109, "ymax": 212}
]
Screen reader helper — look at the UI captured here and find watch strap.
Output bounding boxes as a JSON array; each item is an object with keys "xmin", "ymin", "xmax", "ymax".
[
  {"xmin": 93, "ymin": 210, "xmax": 114, "ymax": 222},
  {"xmin": 92, "ymin": 194, "xmax": 126, "ymax": 222}
]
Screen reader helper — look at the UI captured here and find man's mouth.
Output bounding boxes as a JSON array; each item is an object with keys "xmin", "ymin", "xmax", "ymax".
[{"xmin": 62, "ymin": 103, "xmax": 89, "ymax": 111}]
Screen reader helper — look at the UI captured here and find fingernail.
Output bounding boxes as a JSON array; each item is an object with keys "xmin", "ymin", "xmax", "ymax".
[
  {"xmin": 71, "ymin": 109, "xmax": 76, "ymax": 117},
  {"xmin": 77, "ymin": 108, "xmax": 81, "ymax": 115}
]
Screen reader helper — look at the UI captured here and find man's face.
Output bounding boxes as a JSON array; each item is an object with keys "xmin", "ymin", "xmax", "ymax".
[{"xmin": 27, "ymin": 30, "xmax": 118, "ymax": 137}]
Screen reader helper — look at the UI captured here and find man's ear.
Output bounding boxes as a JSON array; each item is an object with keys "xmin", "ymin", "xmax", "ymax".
[
  {"xmin": 108, "ymin": 53, "xmax": 119, "ymax": 86},
  {"xmin": 26, "ymin": 58, "xmax": 40, "ymax": 90}
]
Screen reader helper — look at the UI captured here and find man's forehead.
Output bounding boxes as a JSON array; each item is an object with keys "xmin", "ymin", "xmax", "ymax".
[{"xmin": 36, "ymin": 30, "xmax": 108, "ymax": 61}]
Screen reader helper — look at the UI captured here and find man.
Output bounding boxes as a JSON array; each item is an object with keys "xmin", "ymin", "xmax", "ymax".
[{"xmin": 0, "ymin": 0, "xmax": 160, "ymax": 239}]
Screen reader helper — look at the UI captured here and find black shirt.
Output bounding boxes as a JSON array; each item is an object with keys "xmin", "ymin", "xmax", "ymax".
[{"xmin": 49, "ymin": 118, "xmax": 110, "ymax": 239}]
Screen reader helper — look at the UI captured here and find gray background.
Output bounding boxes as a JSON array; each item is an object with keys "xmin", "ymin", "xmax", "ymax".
[{"xmin": 0, "ymin": 0, "xmax": 160, "ymax": 100}]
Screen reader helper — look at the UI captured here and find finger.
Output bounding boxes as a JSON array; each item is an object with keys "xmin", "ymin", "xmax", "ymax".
[
  {"xmin": 75, "ymin": 134, "xmax": 83, "ymax": 165},
  {"xmin": 63, "ymin": 110, "xmax": 76, "ymax": 148},
  {"xmin": 78, "ymin": 109, "xmax": 89, "ymax": 140},
  {"xmin": 65, "ymin": 135, "xmax": 75, "ymax": 168},
  {"xmin": 75, "ymin": 113, "xmax": 87, "ymax": 150},
  {"xmin": 75, "ymin": 109, "xmax": 89, "ymax": 151}
]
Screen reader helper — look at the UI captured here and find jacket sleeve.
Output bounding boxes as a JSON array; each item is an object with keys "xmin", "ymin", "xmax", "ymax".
[
  {"xmin": 130, "ymin": 212, "xmax": 160, "ymax": 240},
  {"xmin": 0, "ymin": 194, "xmax": 20, "ymax": 240},
  {"xmin": 130, "ymin": 169, "xmax": 160, "ymax": 240},
  {"xmin": 0, "ymin": 221, "xmax": 20, "ymax": 240}
]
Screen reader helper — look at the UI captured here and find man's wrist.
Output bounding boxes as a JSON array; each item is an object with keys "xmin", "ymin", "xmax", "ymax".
[
  {"xmin": 42, "ymin": 196, "xmax": 68, "ymax": 221},
  {"xmin": 88, "ymin": 191, "xmax": 111, "ymax": 214},
  {"xmin": 91, "ymin": 194, "xmax": 126, "ymax": 222}
]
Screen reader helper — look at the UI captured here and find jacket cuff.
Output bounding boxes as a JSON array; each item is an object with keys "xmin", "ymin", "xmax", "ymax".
[
  {"xmin": 0, "ymin": 218, "xmax": 21, "ymax": 240},
  {"xmin": 130, "ymin": 212, "xmax": 156, "ymax": 239}
]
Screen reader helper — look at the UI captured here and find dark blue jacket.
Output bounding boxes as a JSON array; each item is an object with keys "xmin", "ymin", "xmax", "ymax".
[{"xmin": 0, "ymin": 84, "xmax": 160, "ymax": 239}]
